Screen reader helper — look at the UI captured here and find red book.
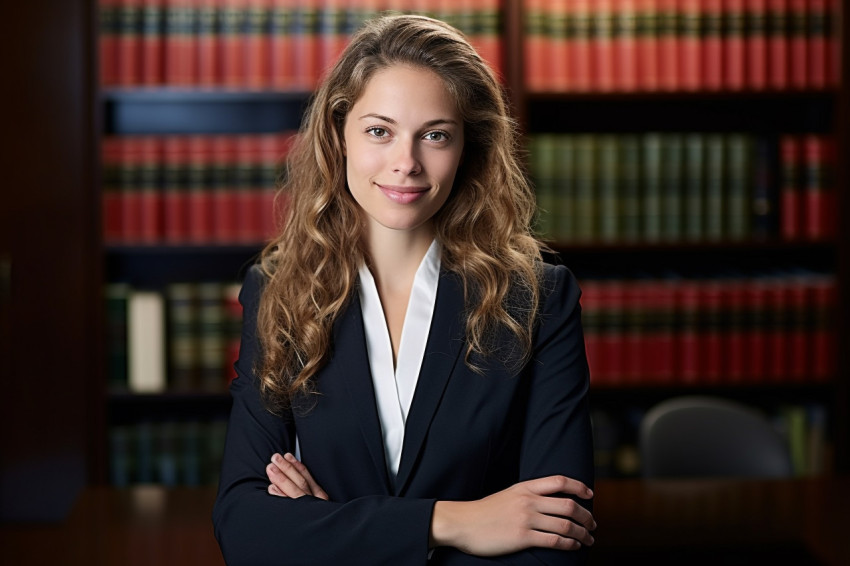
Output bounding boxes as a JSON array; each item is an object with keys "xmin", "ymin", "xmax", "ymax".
[
  {"xmin": 117, "ymin": 0, "xmax": 144, "ymax": 86},
  {"xmin": 474, "ymin": 0, "xmax": 503, "ymax": 78},
  {"xmin": 828, "ymin": 0, "xmax": 840, "ymax": 85},
  {"xmin": 767, "ymin": 0, "xmax": 789, "ymax": 89},
  {"xmin": 164, "ymin": 0, "xmax": 195, "ymax": 86},
  {"xmin": 744, "ymin": 278, "xmax": 769, "ymax": 381},
  {"xmin": 622, "ymin": 281, "xmax": 647, "ymax": 384},
  {"xmin": 579, "ymin": 280, "xmax": 604, "ymax": 385},
  {"xmin": 701, "ymin": 279, "xmax": 724, "ymax": 383},
  {"xmin": 788, "ymin": 0, "xmax": 808, "ymax": 88},
  {"xmin": 703, "ymin": 0, "xmax": 723, "ymax": 90},
  {"xmin": 319, "ymin": 0, "xmax": 348, "ymax": 82},
  {"xmin": 657, "ymin": 0, "xmax": 680, "ymax": 91},
  {"xmin": 571, "ymin": 0, "xmax": 594, "ymax": 91},
  {"xmin": 102, "ymin": 137, "xmax": 124, "ymax": 244},
  {"xmin": 676, "ymin": 281, "xmax": 701, "ymax": 384},
  {"xmin": 100, "ymin": 0, "xmax": 120, "ymax": 86},
  {"xmin": 137, "ymin": 136, "xmax": 163, "ymax": 243},
  {"xmin": 780, "ymin": 135, "xmax": 802, "ymax": 240},
  {"xmin": 637, "ymin": 0, "xmax": 660, "ymax": 91},
  {"xmin": 593, "ymin": 0, "xmax": 617, "ymax": 91},
  {"xmin": 647, "ymin": 280, "xmax": 676, "ymax": 384},
  {"xmin": 547, "ymin": 0, "xmax": 570, "ymax": 91},
  {"xmin": 724, "ymin": 0, "xmax": 747, "ymax": 89},
  {"xmin": 270, "ymin": 0, "xmax": 297, "ymax": 89},
  {"xmin": 235, "ymin": 135, "xmax": 262, "ymax": 243},
  {"xmin": 197, "ymin": 0, "xmax": 221, "ymax": 86},
  {"xmin": 809, "ymin": 275, "xmax": 836, "ymax": 381},
  {"xmin": 294, "ymin": 0, "xmax": 321, "ymax": 89},
  {"xmin": 141, "ymin": 0, "xmax": 164, "ymax": 85},
  {"xmin": 221, "ymin": 0, "xmax": 247, "ymax": 87},
  {"xmin": 803, "ymin": 134, "xmax": 835, "ymax": 241},
  {"xmin": 724, "ymin": 278, "xmax": 748, "ymax": 382},
  {"xmin": 745, "ymin": 0, "xmax": 768, "ymax": 89},
  {"xmin": 162, "ymin": 136, "xmax": 190, "ymax": 243},
  {"xmin": 211, "ymin": 135, "xmax": 238, "ymax": 243},
  {"xmin": 787, "ymin": 278, "xmax": 808, "ymax": 382},
  {"xmin": 525, "ymin": 0, "xmax": 550, "ymax": 91},
  {"xmin": 765, "ymin": 276, "xmax": 789, "ymax": 382},
  {"xmin": 256, "ymin": 134, "xmax": 280, "ymax": 242},
  {"xmin": 614, "ymin": 0, "xmax": 639, "ymax": 91},
  {"xmin": 187, "ymin": 136, "xmax": 214, "ymax": 243},
  {"xmin": 807, "ymin": 0, "xmax": 829, "ymax": 87},
  {"xmin": 602, "ymin": 280, "xmax": 627, "ymax": 383},
  {"xmin": 245, "ymin": 0, "xmax": 271, "ymax": 89},
  {"xmin": 680, "ymin": 0, "xmax": 703, "ymax": 90}
]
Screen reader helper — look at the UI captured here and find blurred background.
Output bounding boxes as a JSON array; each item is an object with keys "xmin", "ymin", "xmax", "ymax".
[{"xmin": 1, "ymin": 0, "xmax": 848, "ymax": 564}]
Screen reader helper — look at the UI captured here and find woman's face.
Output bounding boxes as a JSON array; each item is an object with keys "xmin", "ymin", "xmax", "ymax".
[{"xmin": 343, "ymin": 64, "xmax": 464, "ymax": 238}]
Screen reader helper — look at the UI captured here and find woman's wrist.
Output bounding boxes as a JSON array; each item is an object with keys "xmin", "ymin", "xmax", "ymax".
[{"xmin": 430, "ymin": 500, "xmax": 465, "ymax": 549}]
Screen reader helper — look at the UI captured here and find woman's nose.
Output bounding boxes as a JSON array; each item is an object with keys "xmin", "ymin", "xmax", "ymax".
[{"xmin": 391, "ymin": 140, "xmax": 421, "ymax": 175}]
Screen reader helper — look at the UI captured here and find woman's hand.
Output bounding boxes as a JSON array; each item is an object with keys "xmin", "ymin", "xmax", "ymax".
[
  {"xmin": 430, "ymin": 475, "xmax": 596, "ymax": 556},
  {"xmin": 266, "ymin": 452, "xmax": 329, "ymax": 500}
]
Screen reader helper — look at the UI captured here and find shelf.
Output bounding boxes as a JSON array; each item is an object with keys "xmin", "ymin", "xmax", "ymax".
[
  {"xmin": 102, "ymin": 88, "xmax": 312, "ymax": 135},
  {"xmin": 107, "ymin": 391, "xmax": 232, "ymax": 424}
]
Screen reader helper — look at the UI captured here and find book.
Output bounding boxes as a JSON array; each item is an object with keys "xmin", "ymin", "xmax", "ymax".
[
  {"xmin": 167, "ymin": 282, "xmax": 199, "ymax": 390},
  {"xmin": 128, "ymin": 290, "xmax": 167, "ymax": 393},
  {"xmin": 746, "ymin": 0, "xmax": 769, "ymax": 89},
  {"xmin": 106, "ymin": 283, "xmax": 131, "ymax": 391}
]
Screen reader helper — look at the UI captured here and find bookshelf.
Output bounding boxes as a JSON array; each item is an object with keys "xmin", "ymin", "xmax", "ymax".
[{"xmin": 89, "ymin": 0, "xmax": 849, "ymax": 485}]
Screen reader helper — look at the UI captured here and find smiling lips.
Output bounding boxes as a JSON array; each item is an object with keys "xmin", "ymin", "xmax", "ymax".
[{"xmin": 377, "ymin": 184, "xmax": 430, "ymax": 204}]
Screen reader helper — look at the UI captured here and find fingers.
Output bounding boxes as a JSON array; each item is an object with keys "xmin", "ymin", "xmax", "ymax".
[
  {"xmin": 536, "ymin": 495, "xmax": 597, "ymax": 532},
  {"xmin": 283, "ymin": 453, "xmax": 329, "ymax": 500},
  {"xmin": 529, "ymin": 512, "xmax": 595, "ymax": 548},
  {"xmin": 524, "ymin": 475, "xmax": 594, "ymax": 500},
  {"xmin": 266, "ymin": 453, "xmax": 330, "ymax": 500}
]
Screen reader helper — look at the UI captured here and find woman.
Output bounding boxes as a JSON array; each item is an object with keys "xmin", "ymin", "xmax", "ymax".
[{"xmin": 213, "ymin": 14, "xmax": 595, "ymax": 565}]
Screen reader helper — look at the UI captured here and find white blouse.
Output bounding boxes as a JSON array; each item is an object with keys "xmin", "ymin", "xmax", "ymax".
[{"xmin": 357, "ymin": 240, "xmax": 441, "ymax": 482}]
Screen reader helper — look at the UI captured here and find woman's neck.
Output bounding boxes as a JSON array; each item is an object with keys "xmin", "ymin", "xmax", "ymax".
[{"xmin": 364, "ymin": 222, "xmax": 434, "ymax": 295}]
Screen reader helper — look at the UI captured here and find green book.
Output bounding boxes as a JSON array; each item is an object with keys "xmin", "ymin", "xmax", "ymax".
[
  {"xmin": 684, "ymin": 134, "xmax": 706, "ymax": 241},
  {"xmin": 597, "ymin": 135, "xmax": 620, "ymax": 242},
  {"xmin": 167, "ymin": 282, "xmax": 198, "ymax": 391},
  {"xmin": 574, "ymin": 134, "xmax": 597, "ymax": 242},
  {"xmin": 705, "ymin": 134, "xmax": 726, "ymax": 241},
  {"xmin": 554, "ymin": 135, "xmax": 577, "ymax": 243},
  {"xmin": 529, "ymin": 135, "xmax": 557, "ymax": 239},
  {"xmin": 726, "ymin": 133, "xmax": 753, "ymax": 241},
  {"xmin": 105, "ymin": 283, "xmax": 130, "ymax": 392},
  {"xmin": 661, "ymin": 134, "xmax": 684, "ymax": 242},
  {"xmin": 198, "ymin": 282, "xmax": 226, "ymax": 393},
  {"xmin": 619, "ymin": 135, "xmax": 642, "ymax": 242},
  {"xmin": 642, "ymin": 133, "xmax": 663, "ymax": 242}
]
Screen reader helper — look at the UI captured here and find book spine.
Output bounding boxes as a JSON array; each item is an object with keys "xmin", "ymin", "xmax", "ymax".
[
  {"xmin": 683, "ymin": 133, "xmax": 705, "ymax": 241},
  {"xmin": 575, "ymin": 134, "xmax": 597, "ymax": 241},
  {"xmin": 106, "ymin": 283, "xmax": 131, "ymax": 391},
  {"xmin": 780, "ymin": 134, "xmax": 802, "ymax": 240},
  {"xmin": 788, "ymin": 0, "xmax": 808, "ymax": 88},
  {"xmin": 803, "ymin": 134, "xmax": 832, "ymax": 241},
  {"xmin": 767, "ymin": 0, "xmax": 789, "ymax": 88},
  {"xmin": 580, "ymin": 280, "xmax": 604, "ymax": 384},
  {"xmin": 100, "ymin": 0, "xmax": 120, "ymax": 86},
  {"xmin": 220, "ymin": 0, "xmax": 246, "ymax": 87},
  {"xmin": 745, "ymin": 277, "xmax": 769, "ymax": 380},
  {"xmin": 525, "ymin": 0, "xmax": 549, "ymax": 92},
  {"xmin": 809, "ymin": 274, "xmax": 835, "ymax": 381},
  {"xmin": 619, "ymin": 135, "xmax": 642, "ymax": 241},
  {"xmin": 726, "ymin": 133, "xmax": 753, "ymax": 240},
  {"xmin": 746, "ymin": 0, "xmax": 769, "ymax": 89},
  {"xmin": 572, "ymin": 0, "xmax": 593, "ymax": 91},
  {"xmin": 676, "ymin": 281, "xmax": 701, "ymax": 384},
  {"xmin": 751, "ymin": 136, "xmax": 778, "ymax": 239},
  {"xmin": 637, "ymin": 0, "xmax": 660, "ymax": 90},
  {"xmin": 680, "ymin": 0, "xmax": 704, "ymax": 90},
  {"xmin": 245, "ymin": 0, "xmax": 271, "ymax": 89},
  {"xmin": 614, "ymin": 0, "xmax": 640, "ymax": 90},
  {"xmin": 163, "ymin": 136, "xmax": 190, "ymax": 243},
  {"xmin": 725, "ymin": 277, "xmax": 748, "ymax": 382},
  {"xmin": 657, "ymin": 0, "xmax": 680, "ymax": 91},
  {"xmin": 661, "ymin": 133, "xmax": 683, "ymax": 241},
  {"xmin": 294, "ymin": 0, "xmax": 320, "ymax": 89},
  {"xmin": 212, "ymin": 135, "xmax": 238, "ymax": 243},
  {"xmin": 187, "ymin": 135, "xmax": 213, "ymax": 243},
  {"xmin": 702, "ymin": 279, "xmax": 724, "ymax": 383},
  {"xmin": 102, "ymin": 137, "xmax": 124, "ymax": 244},
  {"xmin": 703, "ymin": 0, "xmax": 723, "ymax": 89},
  {"xmin": 653, "ymin": 279, "xmax": 677, "ymax": 383},
  {"xmin": 476, "ymin": 0, "xmax": 502, "ymax": 77},
  {"xmin": 554, "ymin": 135, "xmax": 577, "ymax": 242},
  {"xmin": 807, "ymin": 0, "xmax": 828, "ymax": 87},
  {"xmin": 141, "ymin": 0, "xmax": 164, "ymax": 85},
  {"xmin": 547, "ymin": 0, "xmax": 570, "ymax": 91},
  {"xmin": 642, "ymin": 133, "xmax": 663, "ymax": 242},
  {"xmin": 117, "ymin": 0, "xmax": 144, "ymax": 86},
  {"xmin": 128, "ymin": 290, "xmax": 167, "ymax": 393},
  {"xmin": 704, "ymin": 133, "xmax": 725, "ymax": 241},
  {"xmin": 165, "ymin": 0, "xmax": 196, "ymax": 86},
  {"xmin": 270, "ymin": 0, "xmax": 296, "ymax": 88},
  {"xmin": 530, "ymin": 135, "xmax": 557, "ymax": 239},
  {"xmin": 765, "ymin": 275, "xmax": 790, "ymax": 382},
  {"xmin": 597, "ymin": 135, "xmax": 620, "ymax": 241},
  {"xmin": 600, "ymin": 280, "xmax": 626, "ymax": 384},
  {"xmin": 196, "ymin": 0, "xmax": 220, "ymax": 86},
  {"xmin": 725, "ymin": 0, "xmax": 747, "ymax": 89},
  {"xmin": 622, "ymin": 280, "xmax": 646, "ymax": 383},
  {"xmin": 258, "ymin": 133, "xmax": 282, "ymax": 241},
  {"xmin": 167, "ymin": 282, "xmax": 199, "ymax": 390},
  {"xmin": 198, "ymin": 283, "xmax": 226, "ymax": 392},
  {"xmin": 319, "ymin": 0, "xmax": 347, "ymax": 81},
  {"xmin": 138, "ymin": 136, "xmax": 163, "ymax": 243},
  {"xmin": 235, "ymin": 135, "xmax": 262, "ymax": 242},
  {"xmin": 594, "ymin": 0, "xmax": 617, "ymax": 91},
  {"xmin": 787, "ymin": 276, "xmax": 808, "ymax": 382}
]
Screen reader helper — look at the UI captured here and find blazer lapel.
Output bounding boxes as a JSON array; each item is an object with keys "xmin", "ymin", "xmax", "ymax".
[
  {"xmin": 394, "ymin": 270, "xmax": 465, "ymax": 495},
  {"xmin": 334, "ymin": 292, "xmax": 393, "ymax": 492}
]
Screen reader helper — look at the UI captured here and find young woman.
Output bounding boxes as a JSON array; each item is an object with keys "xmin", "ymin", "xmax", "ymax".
[{"xmin": 213, "ymin": 15, "xmax": 596, "ymax": 565}]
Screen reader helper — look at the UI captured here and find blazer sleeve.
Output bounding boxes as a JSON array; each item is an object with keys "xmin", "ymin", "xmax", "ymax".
[{"xmin": 212, "ymin": 265, "xmax": 436, "ymax": 566}]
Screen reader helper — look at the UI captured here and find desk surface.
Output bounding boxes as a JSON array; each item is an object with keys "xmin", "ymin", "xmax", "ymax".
[{"xmin": 2, "ymin": 478, "xmax": 848, "ymax": 565}]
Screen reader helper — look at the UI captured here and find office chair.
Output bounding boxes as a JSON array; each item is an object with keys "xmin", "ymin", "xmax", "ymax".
[{"xmin": 639, "ymin": 395, "xmax": 793, "ymax": 478}]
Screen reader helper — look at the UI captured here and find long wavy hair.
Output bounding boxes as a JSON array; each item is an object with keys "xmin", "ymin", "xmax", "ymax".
[{"xmin": 256, "ymin": 14, "xmax": 544, "ymax": 414}]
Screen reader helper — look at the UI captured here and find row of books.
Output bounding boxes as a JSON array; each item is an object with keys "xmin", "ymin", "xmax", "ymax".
[
  {"xmin": 107, "ymin": 281, "xmax": 243, "ymax": 394},
  {"xmin": 99, "ymin": 0, "xmax": 502, "ymax": 88},
  {"xmin": 102, "ymin": 133, "xmax": 294, "ymax": 245},
  {"xmin": 579, "ymin": 271, "xmax": 837, "ymax": 386},
  {"xmin": 528, "ymin": 133, "xmax": 836, "ymax": 244},
  {"xmin": 524, "ymin": 0, "xmax": 842, "ymax": 92},
  {"xmin": 110, "ymin": 419, "xmax": 228, "ymax": 486},
  {"xmin": 592, "ymin": 401, "xmax": 830, "ymax": 478}
]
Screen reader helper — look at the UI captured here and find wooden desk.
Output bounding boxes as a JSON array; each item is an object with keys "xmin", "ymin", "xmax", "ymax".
[{"xmin": 2, "ymin": 478, "xmax": 848, "ymax": 565}]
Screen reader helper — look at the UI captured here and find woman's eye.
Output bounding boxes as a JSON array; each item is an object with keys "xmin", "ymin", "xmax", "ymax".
[
  {"xmin": 366, "ymin": 127, "xmax": 388, "ymax": 138},
  {"xmin": 424, "ymin": 131, "xmax": 448, "ymax": 142}
]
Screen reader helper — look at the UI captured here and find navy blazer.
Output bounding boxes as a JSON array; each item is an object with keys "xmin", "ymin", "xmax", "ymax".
[{"xmin": 213, "ymin": 262, "xmax": 594, "ymax": 565}]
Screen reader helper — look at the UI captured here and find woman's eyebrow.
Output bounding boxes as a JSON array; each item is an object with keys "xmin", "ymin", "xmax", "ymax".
[{"xmin": 357, "ymin": 113, "xmax": 458, "ymax": 127}]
